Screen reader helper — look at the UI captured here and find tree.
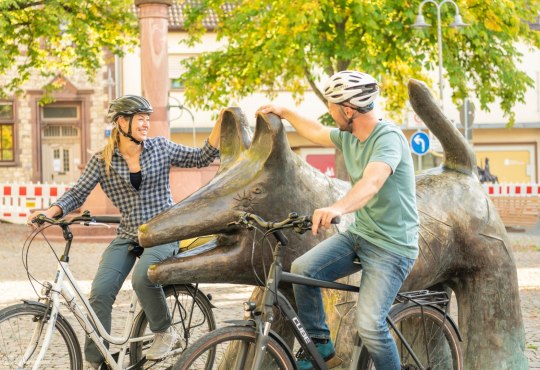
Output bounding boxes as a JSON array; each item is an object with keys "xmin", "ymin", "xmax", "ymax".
[
  {"xmin": 0, "ymin": 0, "xmax": 138, "ymax": 99},
  {"xmin": 178, "ymin": 0, "xmax": 540, "ymax": 125}
]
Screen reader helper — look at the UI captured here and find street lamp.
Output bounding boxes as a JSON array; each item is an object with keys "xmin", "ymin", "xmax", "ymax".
[{"xmin": 412, "ymin": 0, "xmax": 467, "ymax": 111}]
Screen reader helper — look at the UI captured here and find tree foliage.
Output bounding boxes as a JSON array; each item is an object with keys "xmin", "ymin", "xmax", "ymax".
[
  {"xmin": 0, "ymin": 0, "xmax": 138, "ymax": 99},
  {"xmin": 179, "ymin": 0, "xmax": 540, "ymax": 124}
]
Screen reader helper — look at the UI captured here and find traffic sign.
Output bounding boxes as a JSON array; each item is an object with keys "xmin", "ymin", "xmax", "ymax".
[{"xmin": 410, "ymin": 131, "xmax": 430, "ymax": 156}]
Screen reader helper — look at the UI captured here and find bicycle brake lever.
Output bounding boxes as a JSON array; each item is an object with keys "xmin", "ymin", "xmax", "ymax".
[{"xmin": 80, "ymin": 222, "xmax": 112, "ymax": 228}]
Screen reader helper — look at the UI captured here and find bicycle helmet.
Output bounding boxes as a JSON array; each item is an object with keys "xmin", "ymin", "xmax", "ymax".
[
  {"xmin": 107, "ymin": 95, "xmax": 153, "ymax": 145},
  {"xmin": 323, "ymin": 71, "xmax": 379, "ymax": 109},
  {"xmin": 107, "ymin": 95, "xmax": 153, "ymax": 123}
]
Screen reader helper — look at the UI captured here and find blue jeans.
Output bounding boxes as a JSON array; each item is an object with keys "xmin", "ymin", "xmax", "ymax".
[
  {"xmin": 84, "ymin": 237, "xmax": 178, "ymax": 363},
  {"xmin": 291, "ymin": 231, "xmax": 415, "ymax": 370}
]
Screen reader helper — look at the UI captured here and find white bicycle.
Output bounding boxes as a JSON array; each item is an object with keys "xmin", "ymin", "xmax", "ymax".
[{"xmin": 0, "ymin": 211, "xmax": 216, "ymax": 370}]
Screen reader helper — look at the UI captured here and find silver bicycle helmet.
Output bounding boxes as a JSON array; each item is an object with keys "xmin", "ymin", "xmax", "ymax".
[{"xmin": 323, "ymin": 71, "xmax": 379, "ymax": 108}]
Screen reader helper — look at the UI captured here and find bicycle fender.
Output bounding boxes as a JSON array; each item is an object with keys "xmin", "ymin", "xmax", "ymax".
[
  {"xmin": 165, "ymin": 283, "xmax": 217, "ymax": 309},
  {"xmin": 222, "ymin": 320, "xmax": 255, "ymax": 326},
  {"xmin": 189, "ymin": 283, "xmax": 217, "ymax": 308},
  {"xmin": 218, "ymin": 323, "xmax": 297, "ymax": 365},
  {"xmin": 21, "ymin": 300, "xmax": 67, "ymax": 321},
  {"xmin": 390, "ymin": 302, "xmax": 463, "ymax": 342}
]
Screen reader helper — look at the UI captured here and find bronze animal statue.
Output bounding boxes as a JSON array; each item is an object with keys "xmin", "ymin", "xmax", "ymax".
[{"xmin": 139, "ymin": 79, "xmax": 527, "ymax": 369}]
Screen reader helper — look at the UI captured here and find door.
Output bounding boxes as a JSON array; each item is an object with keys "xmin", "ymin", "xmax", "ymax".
[{"xmin": 40, "ymin": 104, "xmax": 81, "ymax": 184}]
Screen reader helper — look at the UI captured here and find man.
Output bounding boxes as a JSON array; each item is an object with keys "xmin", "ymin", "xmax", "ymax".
[{"xmin": 259, "ymin": 70, "xmax": 419, "ymax": 370}]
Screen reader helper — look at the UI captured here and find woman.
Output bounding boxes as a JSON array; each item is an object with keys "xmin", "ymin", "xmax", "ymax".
[{"xmin": 28, "ymin": 95, "xmax": 222, "ymax": 369}]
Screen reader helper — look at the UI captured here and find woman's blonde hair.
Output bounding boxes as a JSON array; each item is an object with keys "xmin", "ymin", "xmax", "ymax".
[{"xmin": 101, "ymin": 126, "xmax": 120, "ymax": 176}]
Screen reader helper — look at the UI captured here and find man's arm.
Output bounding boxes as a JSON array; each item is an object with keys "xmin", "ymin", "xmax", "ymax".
[
  {"xmin": 258, "ymin": 104, "xmax": 335, "ymax": 147},
  {"xmin": 311, "ymin": 161, "xmax": 392, "ymax": 234}
]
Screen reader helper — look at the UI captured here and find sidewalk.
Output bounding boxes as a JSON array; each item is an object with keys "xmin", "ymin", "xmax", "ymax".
[{"xmin": 1, "ymin": 222, "xmax": 539, "ymax": 367}]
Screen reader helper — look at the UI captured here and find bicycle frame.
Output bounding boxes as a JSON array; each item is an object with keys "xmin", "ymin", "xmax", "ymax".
[
  {"xmin": 20, "ymin": 257, "xmax": 155, "ymax": 370},
  {"xmin": 19, "ymin": 212, "xmax": 192, "ymax": 370},
  {"xmin": 249, "ymin": 234, "xmax": 457, "ymax": 370}
]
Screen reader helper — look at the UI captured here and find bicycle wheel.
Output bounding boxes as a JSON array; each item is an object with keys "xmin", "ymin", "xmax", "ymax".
[
  {"xmin": 130, "ymin": 284, "xmax": 216, "ymax": 369},
  {"xmin": 357, "ymin": 304, "xmax": 463, "ymax": 370},
  {"xmin": 173, "ymin": 325, "xmax": 295, "ymax": 370},
  {"xmin": 0, "ymin": 302, "xmax": 83, "ymax": 369}
]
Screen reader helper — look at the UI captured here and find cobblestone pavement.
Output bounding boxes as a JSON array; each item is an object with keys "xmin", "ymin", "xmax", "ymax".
[{"xmin": 1, "ymin": 223, "xmax": 539, "ymax": 368}]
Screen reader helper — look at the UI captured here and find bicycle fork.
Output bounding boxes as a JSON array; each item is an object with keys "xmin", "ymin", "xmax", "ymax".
[{"xmin": 18, "ymin": 265, "xmax": 67, "ymax": 370}]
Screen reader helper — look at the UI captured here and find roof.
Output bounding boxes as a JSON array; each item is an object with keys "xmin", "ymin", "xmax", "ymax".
[
  {"xmin": 133, "ymin": 1, "xmax": 234, "ymax": 31},
  {"xmin": 136, "ymin": 2, "xmax": 540, "ymax": 32}
]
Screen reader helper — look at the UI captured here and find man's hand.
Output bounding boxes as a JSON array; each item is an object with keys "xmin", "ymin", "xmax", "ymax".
[
  {"xmin": 311, "ymin": 207, "xmax": 342, "ymax": 235},
  {"xmin": 257, "ymin": 104, "xmax": 287, "ymax": 119}
]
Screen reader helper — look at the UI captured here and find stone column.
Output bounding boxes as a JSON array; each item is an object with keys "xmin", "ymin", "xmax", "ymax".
[{"xmin": 135, "ymin": 0, "xmax": 171, "ymax": 139}]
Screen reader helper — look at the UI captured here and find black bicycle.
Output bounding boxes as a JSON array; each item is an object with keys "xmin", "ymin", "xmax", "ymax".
[{"xmin": 173, "ymin": 211, "xmax": 463, "ymax": 370}]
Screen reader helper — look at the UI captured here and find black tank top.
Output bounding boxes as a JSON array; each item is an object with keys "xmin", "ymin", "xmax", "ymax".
[{"xmin": 130, "ymin": 171, "xmax": 142, "ymax": 190}]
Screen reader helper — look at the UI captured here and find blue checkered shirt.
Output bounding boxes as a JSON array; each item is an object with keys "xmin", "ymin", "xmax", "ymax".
[{"xmin": 52, "ymin": 137, "xmax": 219, "ymax": 242}]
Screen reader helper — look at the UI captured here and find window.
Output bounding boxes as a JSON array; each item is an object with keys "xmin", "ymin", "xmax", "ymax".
[
  {"xmin": 0, "ymin": 101, "xmax": 14, "ymax": 162},
  {"xmin": 169, "ymin": 54, "xmax": 192, "ymax": 90},
  {"xmin": 42, "ymin": 106, "xmax": 78, "ymax": 120}
]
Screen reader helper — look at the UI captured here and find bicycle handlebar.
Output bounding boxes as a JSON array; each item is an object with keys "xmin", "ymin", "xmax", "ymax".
[
  {"xmin": 33, "ymin": 210, "xmax": 121, "ymax": 227},
  {"xmin": 230, "ymin": 211, "xmax": 340, "ymax": 234}
]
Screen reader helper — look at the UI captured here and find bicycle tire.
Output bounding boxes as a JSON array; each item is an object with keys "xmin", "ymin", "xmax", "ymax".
[
  {"xmin": 129, "ymin": 284, "xmax": 216, "ymax": 369},
  {"xmin": 173, "ymin": 325, "xmax": 295, "ymax": 370},
  {"xmin": 357, "ymin": 304, "xmax": 463, "ymax": 370},
  {"xmin": 0, "ymin": 302, "xmax": 83, "ymax": 370}
]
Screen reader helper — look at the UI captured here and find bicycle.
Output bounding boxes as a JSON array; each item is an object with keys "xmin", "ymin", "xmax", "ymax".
[
  {"xmin": 174, "ymin": 211, "xmax": 463, "ymax": 370},
  {"xmin": 0, "ymin": 211, "xmax": 216, "ymax": 370}
]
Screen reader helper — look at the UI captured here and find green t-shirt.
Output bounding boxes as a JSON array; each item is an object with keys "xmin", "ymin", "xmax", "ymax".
[{"xmin": 330, "ymin": 121, "xmax": 419, "ymax": 259}]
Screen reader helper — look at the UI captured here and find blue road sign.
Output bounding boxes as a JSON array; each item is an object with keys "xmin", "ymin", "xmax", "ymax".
[{"xmin": 410, "ymin": 131, "xmax": 430, "ymax": 156}]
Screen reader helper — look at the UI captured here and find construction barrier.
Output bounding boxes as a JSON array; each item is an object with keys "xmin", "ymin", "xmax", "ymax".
[
  {"xmin": 0, "ymin": 182, "xmax": 71, "ymax": 224},
  {"xmin": 482, "ymin": 183, "xmax": 540, "ymax": 229},
  {"xmin": 483, "ymin": 183, "xmax": 540, "ymax": 196}
]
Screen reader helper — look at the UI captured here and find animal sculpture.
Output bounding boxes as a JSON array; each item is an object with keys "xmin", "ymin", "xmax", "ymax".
[{"xmin": 139, "ymin": 79, "xmax": 527, "ymax": 369}]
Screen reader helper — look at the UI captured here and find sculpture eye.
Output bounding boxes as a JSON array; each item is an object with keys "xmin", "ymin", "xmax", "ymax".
[
  {"xmin": 253, "ymin": 187, "xmax": 262, "ymax": 194},
  {"xmin": 233, "ymin": 190, "xmax": 259, "ymax": 211}
]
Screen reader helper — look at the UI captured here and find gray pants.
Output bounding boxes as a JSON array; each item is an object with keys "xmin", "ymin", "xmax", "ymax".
[{"xmin": 84, "ymin": 237, "xmax": 178, "ymax": 363}]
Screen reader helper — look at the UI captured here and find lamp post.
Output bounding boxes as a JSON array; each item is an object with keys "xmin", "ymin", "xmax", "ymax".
[{"xmin": 412, "ymin": 0, "xmax": 467, "ymax": 111}]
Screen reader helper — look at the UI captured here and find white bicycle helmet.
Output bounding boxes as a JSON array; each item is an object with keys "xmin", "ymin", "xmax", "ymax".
[{"xmin": 323, "ymin": 71, "xmax": 379, "ymax": 108}]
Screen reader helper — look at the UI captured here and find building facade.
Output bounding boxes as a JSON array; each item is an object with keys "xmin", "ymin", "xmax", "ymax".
[{"xmin": 1, "ymin": 3, "xmax": 539, "ymax": 188}]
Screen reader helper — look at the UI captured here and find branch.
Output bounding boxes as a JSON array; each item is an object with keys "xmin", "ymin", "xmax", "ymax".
[
  {"xmin": 3, "ymin": 1, "xmax": 45, "ymax": 11},
  {"xmin": 303, "ymin": 65, "xmax": 327, "ymax": 105}
]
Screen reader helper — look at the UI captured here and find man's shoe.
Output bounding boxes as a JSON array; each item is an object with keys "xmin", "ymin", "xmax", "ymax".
[
  {"xmin": 146, "ymin": 326, "xmax": 181, "ymax": 360},
  {"xmin": 296, "ymin": 339, "xmax": 342, "ymax": 370},
  {"xmin": 85, "ymin": 361, "xmax": 102, "ymax": 370}
]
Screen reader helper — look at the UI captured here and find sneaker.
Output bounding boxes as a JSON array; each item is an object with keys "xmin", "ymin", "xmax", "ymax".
[
  {"xmin": 296, "ymin": 339, "xmax": 342, "ymax": 370},
  {"xmin": 146, "ymin": 326, "xmax": 181, "ymax": 360},
  {"xmin": 85, "ymin": 361, "xmax": 102, "ymax": 370}
]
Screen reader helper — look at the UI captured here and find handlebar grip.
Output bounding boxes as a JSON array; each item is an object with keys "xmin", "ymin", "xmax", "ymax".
[
  {"xmin": 92, "ymin": 216, "xmax": 121, "ymax": 224},
  {"xmin": 305, "ymin": 216, "xmax": 341, "ymax": 224}
]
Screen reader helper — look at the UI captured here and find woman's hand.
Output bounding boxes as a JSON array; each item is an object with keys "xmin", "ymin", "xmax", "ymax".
[
  {"xmin": 208, "ymin": 109, "xmax": 225, "ymax": 149},
  {"xmin": 27, "ymin": 206, "xmax": 61, "ymax": 227}
]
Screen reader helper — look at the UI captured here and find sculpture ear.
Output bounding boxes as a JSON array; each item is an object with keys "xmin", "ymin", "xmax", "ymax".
[
  {"xmin": 408, "ymin": 79, "xmax": 476, "ymax": 175},
  {"xmin": 219, "ymin": 107, "xmax": 253, "ymax": 171},
  {"xmin": 250, "ymin": 112, "xmax": 291, "ymax": 165}
]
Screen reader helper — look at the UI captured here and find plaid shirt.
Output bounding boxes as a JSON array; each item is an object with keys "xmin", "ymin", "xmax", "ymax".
[{"xmin": 53, "ymin": 137, "xmax": 219, "ymax": 242}]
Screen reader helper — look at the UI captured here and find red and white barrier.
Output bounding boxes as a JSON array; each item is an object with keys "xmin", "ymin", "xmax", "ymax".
[
  {"xmin": 482, "ymin": 183, "xmax": 540, "ymax": 196},
  {"xmin": 0, "ymin": 183, "xmax": 71, "ymax": 224}
]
